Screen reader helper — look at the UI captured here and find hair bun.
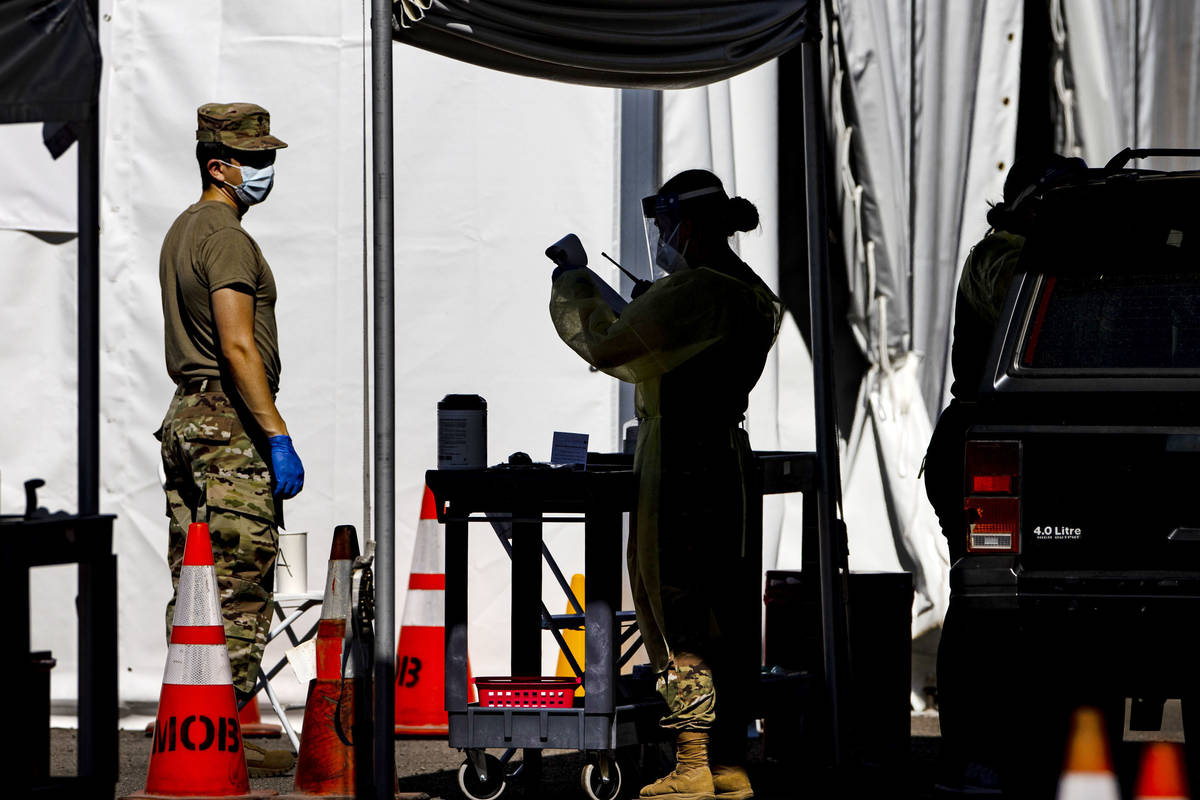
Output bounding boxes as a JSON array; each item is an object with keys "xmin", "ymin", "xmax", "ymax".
[
  {"xmin": 986, "ymin": 201, "xmax": 1023, "ymax": 233},
  {"xmin": 726, "ymin": 196, "xmax": 759, "ymax": 235}
]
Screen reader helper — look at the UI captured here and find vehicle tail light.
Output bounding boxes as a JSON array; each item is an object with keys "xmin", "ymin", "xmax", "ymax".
[{"xmin": 964, "ymin": 440, "xmax": 1021, "ymax": 553}]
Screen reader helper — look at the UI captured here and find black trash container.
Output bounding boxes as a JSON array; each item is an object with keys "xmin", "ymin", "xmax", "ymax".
[{"xmin": 764, "ymin": 570, "xmax": 912, "ymax": 767}]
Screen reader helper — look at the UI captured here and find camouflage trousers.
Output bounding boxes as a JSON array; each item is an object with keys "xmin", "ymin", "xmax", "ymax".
[
  {"xmin": 657, "ymin": 659, "xmax": 716, "ymax": 731},
  {"xmin": 157, "ymin": 385, "xmax": 278, "ymax": 701},
  {"xmin": 636, "ymin": 425, "xmax": 759, "ymax": 742}
]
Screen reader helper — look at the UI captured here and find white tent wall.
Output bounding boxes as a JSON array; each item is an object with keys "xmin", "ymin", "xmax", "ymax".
[
  {"xmin": 391, "ymin": 44, "xmax": 622, "ymax": 681},
  {"xmin": 36, "ymin": 0, "xmax": 382, "ymax": 720},
  {"xmin": 3, "ymin": 4, "xmax": 795, "ymax": 722},
  {"xmin": 0, "ymin": 123, "xmax": 79, "ymax": 232},
  {"xmin": 1065, "ymin": 0, "xmax": 1200, "ymax": 171}
]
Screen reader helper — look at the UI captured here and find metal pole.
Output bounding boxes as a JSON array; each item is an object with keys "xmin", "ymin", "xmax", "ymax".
[
  {"xmin": 370, "ymin": 1, "xmax": 396, "ymax": 796},
  {"xmin": 799, "ymin": 36, "xmax": 852, "ymax": 767},
  {"xmin": 617, "ymin": 90, "xmax": 660, "ymax": 435},
  {"xmin": 78, "ymin": 62, "xmax": 100, "ymax": 516}
]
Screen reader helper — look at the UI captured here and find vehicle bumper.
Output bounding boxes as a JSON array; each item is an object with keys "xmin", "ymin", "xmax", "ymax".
[{"xmin": 949, "ymin": 558, "xmax": 1200, "ymax": 694}]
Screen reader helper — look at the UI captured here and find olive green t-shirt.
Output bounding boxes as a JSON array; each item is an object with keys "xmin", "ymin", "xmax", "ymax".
[{"xmin": 160, "ymin": 201, "xmax": 281, "ymax": 392}]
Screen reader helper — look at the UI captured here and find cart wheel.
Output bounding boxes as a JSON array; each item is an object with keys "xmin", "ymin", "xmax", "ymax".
[
  {"xmin": 458, "ymin": 754, "xmax": 507, "ymax": 800},
  {"xmin": 580, "ymin": 755, "xmax": 623, "ymax": 800}
]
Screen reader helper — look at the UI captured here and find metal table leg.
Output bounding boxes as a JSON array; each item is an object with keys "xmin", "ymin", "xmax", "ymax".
[
  {"xmin": 78, "ymin": 549, "xmax": 118, "ymax": 785},
  {"xmin": 584, "ymin": 510, "xmax": 621, "ymax": 722},
  {"xmin": 258, "ymin": 670, "xmax": 300, "ymax": 751},
  {"xmin": 511, "ymin": 510, "xmax": 542, "ymax": 782},
  {"xmin": 445, "ymin": 511, "xmax": 470, "ymax": 745}
]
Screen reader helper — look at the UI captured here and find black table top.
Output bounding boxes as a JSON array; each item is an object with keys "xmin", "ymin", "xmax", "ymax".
[
  {"xmin": 0, "ymin": 514, "xmax": 115, "ymax": 566},
  {"xmin": 425, "ymin": 450, "xmax": 816, "ymax": 519}
]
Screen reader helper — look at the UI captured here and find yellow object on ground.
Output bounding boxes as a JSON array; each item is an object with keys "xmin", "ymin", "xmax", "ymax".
[{"xmin": 555, "ymin": 573, "xmax": 586, "ymax": 696}]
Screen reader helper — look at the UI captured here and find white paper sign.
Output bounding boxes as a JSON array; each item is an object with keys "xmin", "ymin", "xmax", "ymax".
[{"xmin": 286, "ymin": 639, "xmax": 317, "ymax": 687}]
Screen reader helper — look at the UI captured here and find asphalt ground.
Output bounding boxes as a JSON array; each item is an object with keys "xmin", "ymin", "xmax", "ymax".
[
  {"xmin": 59, "ymin": 725, "xmax": 940, "ymax": 800},
  {"xmin": 47, "ymin": 704, "xmax": 1187, "ymax": 799}
]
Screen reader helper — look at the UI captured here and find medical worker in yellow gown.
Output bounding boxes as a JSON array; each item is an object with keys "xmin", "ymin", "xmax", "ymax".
[{"xmin": 550, "ymin": 169, "xmax": 782, "ymax": 800}]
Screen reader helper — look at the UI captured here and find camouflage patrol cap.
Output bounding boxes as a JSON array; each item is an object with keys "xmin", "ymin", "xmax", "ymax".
[{"xmin": 196, "ymin": 102, "xmax": 287, "ymax": 151}]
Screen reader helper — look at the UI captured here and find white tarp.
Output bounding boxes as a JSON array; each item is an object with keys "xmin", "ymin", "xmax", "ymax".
[
  {"xmin": 2, "ymin": 1, "xmax": 793, "ymax": 724},
  {"xmin": 1064, "ymin": 0, "xmax": 1200, "ymax": 171}
]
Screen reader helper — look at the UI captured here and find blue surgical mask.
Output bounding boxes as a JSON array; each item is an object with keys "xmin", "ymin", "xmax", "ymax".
[{"xmin": 219, "ymin": 161, "xmax": 275, "ymax": 205}]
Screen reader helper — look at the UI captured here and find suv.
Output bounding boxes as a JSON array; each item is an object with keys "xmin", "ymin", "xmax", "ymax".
[{"xmin": 945, "ymin": 153, "xmax": 1200, "ymax": 793}]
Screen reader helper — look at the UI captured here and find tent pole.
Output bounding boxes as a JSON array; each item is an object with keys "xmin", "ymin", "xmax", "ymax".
[
  {"xmin": 371, "ymin": 0, "xmax": 396, "ymax": 796},
  {"xmin": 78, "ymin": 99, "xmax": 100, "ymax": 515},
  {"xmin": 617, "ymin": 89, "xmax": 660, "ymax": 435},
  {"xmin": 799, "ymin": 35, "xmax": 853, "ymax": 768}
]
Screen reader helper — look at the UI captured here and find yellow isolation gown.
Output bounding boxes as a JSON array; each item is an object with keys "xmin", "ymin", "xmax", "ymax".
[{"xmin": 549, "ymin": 257, "xmax": 782, "ymax": 676}]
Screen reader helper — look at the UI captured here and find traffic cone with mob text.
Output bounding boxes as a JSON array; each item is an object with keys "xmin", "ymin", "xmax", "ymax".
[
  {"xmin": 1134, "ymin": 742, "xmax": 1190, "ymax": 800},
  {"xmin": 1055, "ymin": 706, "xmax": 1120, "ymax": 800},
  {"xmin": 123, "ymin": 522, "xmax": 272, "ymax": 799},
  {"xmin": 394, "ymin": 486, "xmax": 474, "ymax": 735}
]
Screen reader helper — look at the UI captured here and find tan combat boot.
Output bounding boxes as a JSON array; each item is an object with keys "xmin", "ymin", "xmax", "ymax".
[
  {"xmin": 640, "ymin": 731, "xmax": 716, "ymax": 800},
  {"xmin": 711, "ymin": 764, "xmax": 754, "ymax": 800},
  {"xmin": 244, "ymin": 740, "xmax": 295, "ymax": 777}
]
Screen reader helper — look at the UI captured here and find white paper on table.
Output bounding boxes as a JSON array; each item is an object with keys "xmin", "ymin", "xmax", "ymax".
[{"xmin": 551, "ymin": 431, "xmax": 589, "ymax": 465}]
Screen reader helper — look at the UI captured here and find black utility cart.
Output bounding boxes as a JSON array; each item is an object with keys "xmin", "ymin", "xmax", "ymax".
[{"xmin": 426, "ymin": 450, "xmax": 815, "ymax": 800}]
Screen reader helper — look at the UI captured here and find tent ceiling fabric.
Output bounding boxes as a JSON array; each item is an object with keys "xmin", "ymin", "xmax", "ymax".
[
  {"xmin": 0, "ymin": 0, "xmax": 100, "ymax": 123},
  {"xmin": 393, "ymin": 0, "xmax": 812, "ymax": 90}
]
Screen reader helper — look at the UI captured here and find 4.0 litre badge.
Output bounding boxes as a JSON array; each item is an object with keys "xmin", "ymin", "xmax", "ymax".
[{"xmin": 1034, "ymin": 525, "xmax": 1082, "ymax": 541}]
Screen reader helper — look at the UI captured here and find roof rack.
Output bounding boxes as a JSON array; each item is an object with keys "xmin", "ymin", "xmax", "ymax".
[{"xmin": 1105, "ymin": 147, "xmax": 1200, "ymax": 170}]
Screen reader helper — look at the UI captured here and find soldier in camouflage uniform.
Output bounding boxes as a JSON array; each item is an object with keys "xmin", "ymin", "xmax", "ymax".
[{"xmin": 156, "ymin": 102, "xmax": 303, "ymax": 776}]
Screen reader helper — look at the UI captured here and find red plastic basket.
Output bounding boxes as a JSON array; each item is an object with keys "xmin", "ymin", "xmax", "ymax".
[{"xmin": 474, "ymin": 676, "xmax": 581, "ymax": 708}]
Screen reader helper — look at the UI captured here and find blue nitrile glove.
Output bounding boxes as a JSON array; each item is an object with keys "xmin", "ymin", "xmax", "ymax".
[{"xmin": 268, "ymin": 435, "xmax": 305, "ymax": 499}]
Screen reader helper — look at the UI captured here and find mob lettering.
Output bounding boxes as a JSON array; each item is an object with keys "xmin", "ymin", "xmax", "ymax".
[{"xmin": 152, "ymin": 715, "xmax": 241, "ymax": 754}]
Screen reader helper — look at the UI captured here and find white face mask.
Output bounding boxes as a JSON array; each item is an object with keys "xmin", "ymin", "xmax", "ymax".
[
  {"xmin": 654, "ymin": 224, "xmax": 689, "ymax": 277},
  {"xmin": 219, "ymin": 161, "xmax": 275, "ymax": 205}
]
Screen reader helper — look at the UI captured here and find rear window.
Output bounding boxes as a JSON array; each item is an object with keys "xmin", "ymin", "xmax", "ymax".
[{"xmin": 1019, "ymin": 272, "xmax": 1200, "ymax": 372}]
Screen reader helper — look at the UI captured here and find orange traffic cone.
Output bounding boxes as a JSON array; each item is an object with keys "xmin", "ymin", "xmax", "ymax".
[
  {"xmin": 1134, "ymin": 742, "xmax": 1190, "ymax": 799},
  {"xmin": 123, "ymin": 522, "xmax": 272, "ymax": 799},
  {"xmin": 394, "ymin": 487, "xmax": 474, "ymax": 735},
  {"xmin": 279, "ymin": 525, "xmax": 364, "ymax": 799},
  {"xmin": 1056, "ymin": 706, "xmax": 1120, "ymax": 800}
]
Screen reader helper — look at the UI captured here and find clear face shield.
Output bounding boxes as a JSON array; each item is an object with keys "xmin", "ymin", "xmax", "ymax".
[{"xmin": 641, "ymin": 186, "xmax": 724, "ymax": 280}]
